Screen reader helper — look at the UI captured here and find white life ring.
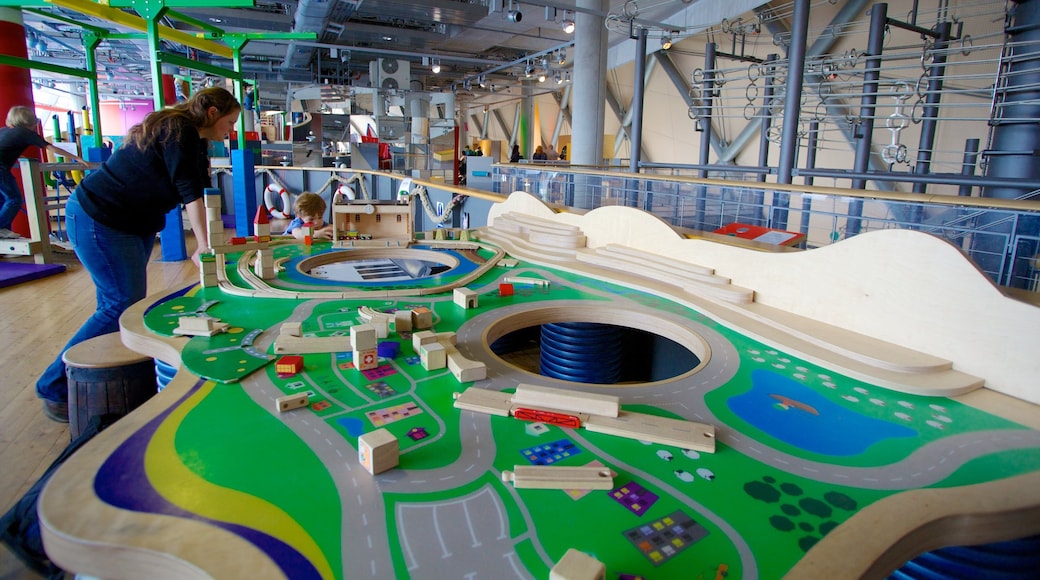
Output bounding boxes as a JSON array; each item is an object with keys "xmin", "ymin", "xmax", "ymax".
[
  {"xmin": 264, "ymin": 184, "xmax": 293, "ymax": 219},
  {"xmin": 334, "ymin": 183, "xmax": 356, "ymax": 203}
]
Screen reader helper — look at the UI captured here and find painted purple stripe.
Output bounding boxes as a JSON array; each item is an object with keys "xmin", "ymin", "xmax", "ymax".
[{"xmin": 94, "ymin": 379, "xmax": 321, "ymax": 578}]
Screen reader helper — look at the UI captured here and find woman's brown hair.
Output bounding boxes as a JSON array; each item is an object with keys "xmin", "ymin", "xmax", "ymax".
[{"xmin": 124, "ymin": 87, "xmax": 240, "ymax": 150}]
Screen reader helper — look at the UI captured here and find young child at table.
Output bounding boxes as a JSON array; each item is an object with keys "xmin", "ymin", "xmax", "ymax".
[{"xmin": 283, "ymin": 192, "xmax": 333, "ymax": 240}]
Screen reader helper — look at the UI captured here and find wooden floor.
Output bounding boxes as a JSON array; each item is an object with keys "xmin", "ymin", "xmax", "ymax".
[{"xmin": 0, "ymin": 240, "xmax": 199, "ymax": 578}]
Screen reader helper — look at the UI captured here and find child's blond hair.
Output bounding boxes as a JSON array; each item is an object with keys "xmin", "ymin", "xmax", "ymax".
[{"xmin": 293, "ymin": 192, "xmax": 326, "ymax": 219}]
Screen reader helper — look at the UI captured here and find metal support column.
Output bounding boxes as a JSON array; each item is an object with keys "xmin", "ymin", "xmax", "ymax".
[
  {"xmin": 750, "ymin": 54, "xmax": 779, "ymax": 226},
  {"xmin": 847, "ymin": 2, "xmax": 888, "ymax": 236},
  {"xmin": 801, "ymin": 120, "xmax": 820, "ymax": 239},
  {"xmin": 695, "ymin": 43, "xmax": 716, "ymax": 229},
  {"xmin": 629, "ymin": 27, "xmax": 648, "ymax": 174},
  {"xmin": 775, "ymin": 0, "xmax": 810, "ymax": 229},
  {"xmin": 756, "ymin": 54, "xmax": 778, "ymax": 183},
  {"xmin": 625, "ymin": 27, "xmax": 648, "ymax": 208},
  {"xmin": 958, "ymin": 139, "xmax": 980, "ymax": 197},
  {"xmin": 911, "ymin": 21, "xmax": 953, "ymax": 198},
  {"xmin": 976, "ymin": 0, "xmax": 1040, "ymax": 287}
]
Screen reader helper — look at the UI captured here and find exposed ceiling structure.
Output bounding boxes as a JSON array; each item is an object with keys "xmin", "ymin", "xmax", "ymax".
[{"xmin": 19, "ymin": 0, "xmax": 752, "ymax": 111}]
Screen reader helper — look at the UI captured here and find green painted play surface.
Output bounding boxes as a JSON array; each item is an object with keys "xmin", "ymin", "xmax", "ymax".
[{"xmin": 136, "ymin": 241, "xmax": 1040, "ymax": 579}]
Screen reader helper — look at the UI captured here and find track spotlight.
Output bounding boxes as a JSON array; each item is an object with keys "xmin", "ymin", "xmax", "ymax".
[
  {"xmin": 554, "ymin": 73, "xmax": 563, "ymax": 84},
  {"xmin": 557, "ymin": 49, "xmax": 567, "ymax": 65},
  {"xmin": 562, "ymin": 10, "xmax": 575, "ymax": 33},
  {"xmin": 431, "ymin": 58, "xmax": 441, "ymax": 74},
  {"xmin": 661, "ymin": 35, "xmax": 673, "ymax": 50},
  {"xmin": 507, "ymin": 8, "xmax": 523, "ymax": 22},
  {"xmin": 478, "ymin": 75, "xmax": 487, "ymax": 88},
  {"xmin": 538, "ymin": 72, "xmax": 546, "ymax": 83},
  {"xmin": 524, "ymin": 63, "xmax": 534, "ymax": 78}
]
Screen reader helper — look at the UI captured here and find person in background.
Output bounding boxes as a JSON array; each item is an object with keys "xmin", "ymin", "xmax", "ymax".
[
  {"xmin": 510, "ymin": 144, "xmax": 522, "ymax": 163},
  {"xmin": 0, "ymin": 106, "xmax": 89, "ymax": 239},
  {"xmin": 545, "ymin": 143, "xmax": 560, "ymax": 161},
  {"xmin": 533, "ymin": 145, "xmax": 547, "ymax": 161},
  {"xmin": 284, "ymin": 192, "xmax": 333, "ymax": 240},
  {"xmin": 559, "ymin": 145, "xmax": 567, "ymax": 161},
  {"xmin": 34, "ymin": 87, "xmax": 241, "ymax": 422}
]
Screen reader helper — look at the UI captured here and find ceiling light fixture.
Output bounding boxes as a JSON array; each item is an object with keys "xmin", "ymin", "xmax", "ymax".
[
  {"xmin": 557, "ymin": 49, "xmax": 567, "ymax": 65},
  {"xmin": 538, "ymin": 72, "xmax": 546, "ymax": 83},
  {"xmin": 661, "ymin": 35, "xmax": 673, "ymax": 50},
  {"xmin": 507, "ymin": 0, "xmax": 522, "ymax": 22},
  {"xmin": 431, "ymin": 58, "xmax": 441, "ymax": 74},
  {"xmin": 478, "ymin": 75, "xmax": 487, "ymax": 88},
  {"xmin": 562, "ymin": 11, "xmax": 575, "ymax": 34}
]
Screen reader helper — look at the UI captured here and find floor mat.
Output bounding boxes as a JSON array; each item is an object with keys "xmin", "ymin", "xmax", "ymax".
[{"xmin": 0, "ymin": 261, "xmax": 66, "ymax": 288}]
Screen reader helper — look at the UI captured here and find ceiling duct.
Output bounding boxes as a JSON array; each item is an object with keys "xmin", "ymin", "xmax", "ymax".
[{"xmin": 282, "ymin": 0, "xmax": 356, "ymax": 71}]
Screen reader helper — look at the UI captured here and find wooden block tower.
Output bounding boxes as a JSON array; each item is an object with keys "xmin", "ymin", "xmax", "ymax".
[
  {"xmin": 199, "ymin": 189, "xmax": 223, "ymax": 288},
  {"xmin": 204, "ymin": 188, "xmax": 224, "ymax": 250},
  {"xmin": 351, "ymin": 323, "xmax": 379, "ymax": 371},
  {"xmin": 253, "ymin": 206, "xmax": 275, "ymax": 279},
  {"xmin": 358, "ymin": 428, "xmax": 398, "ymax": 475}
]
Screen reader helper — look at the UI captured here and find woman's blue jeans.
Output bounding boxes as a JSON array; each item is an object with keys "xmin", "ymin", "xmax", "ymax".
[
  {"xmin": 0, "ymin": 166, "xmax": 22, "ymax": 230},
  {"xmin": 36, "ymin": 195, "xmax": 154, "ymax": 403}
]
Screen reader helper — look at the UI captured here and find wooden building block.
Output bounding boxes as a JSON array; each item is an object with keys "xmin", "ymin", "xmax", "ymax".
[
  {"xmin": 358, "ymin": 428, "xmax": 399, "ymax": 475},
  {"xmin": 274, "ymin": 334, "xmax": 352, "ymax": 355},
  {"xmin": 513, "ymin": 384, "xmax": 620, "ymax": 418},
  {"xmin": 504, "ymin": 276, "xmax": 549, "ymax": 287},
  {"xmin": 394, "ymin": 310, "xmax": 413, "ymax": 333},
  {"xmin": 358, "ymin": 307, "xmax": 392, "ymax": 338},
  {"xmin": 200, "ymin": 272, "xmax": 219, "ymax": 288},
  {"xmin": 275, "ymin": 392, "xmax": 309, "ymax": 413},
  {"xmin": 173, "ymin": 316, "xmax": 230, "ymax": 337},
  {"xmin": 452, "ymin": 388, "xmax": 512, "ymax": 416},
  {"xmin": 499, "ymin": 283, "xmax": 514, "ymax": 297},
  {"xmin": 353, "ymin": 348, "xmax": 378, "ymax": 371},
  {"xmin": 420, "ymin": 342, "xmax": 446, "ymax": 370},
  {"xmin": 550, "ymin": 549, "xmax": 606, "ymax": 580},
  {"xmin": 585, "ymin": 411, "xmax": 716, "ymax": 453},
  {"xmin": 502, "ymin": 465, "xmax": 614, "ymax": 490},
  {"xmin": 453, "ymin": 287, "xmax": 479, "ymax": 309},
  {"xmin": 350, "ymin": 324, "xmax": 378, "ymax": 351},
  {"xmin": 411, "ymin": 330, "xmax": 437, "ymax": 353},
  {"xmin": 280, "ymin": 322, "xmax": 302, "ymax": 337},
  {"xmin": 447, "ymin": 350, "xmax": 487, "ymax": 383},
  {"xmin": 411, "ymin": 307, "xmax": 433, "ymax": 330}
]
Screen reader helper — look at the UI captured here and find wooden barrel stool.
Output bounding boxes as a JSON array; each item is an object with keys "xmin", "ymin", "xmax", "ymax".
[{"xmin": 62, "ymin": 332, "xmax": 157, "ymax": 439}]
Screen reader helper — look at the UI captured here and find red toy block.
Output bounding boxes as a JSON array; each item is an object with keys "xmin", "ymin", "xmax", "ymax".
[
  {"xmin": 499, "ymin": 283, "xmax": 515, "ymax": 297},
  {"xmin": 276, "ymin": 355, "xmax": 304, "ymax": 376}
]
